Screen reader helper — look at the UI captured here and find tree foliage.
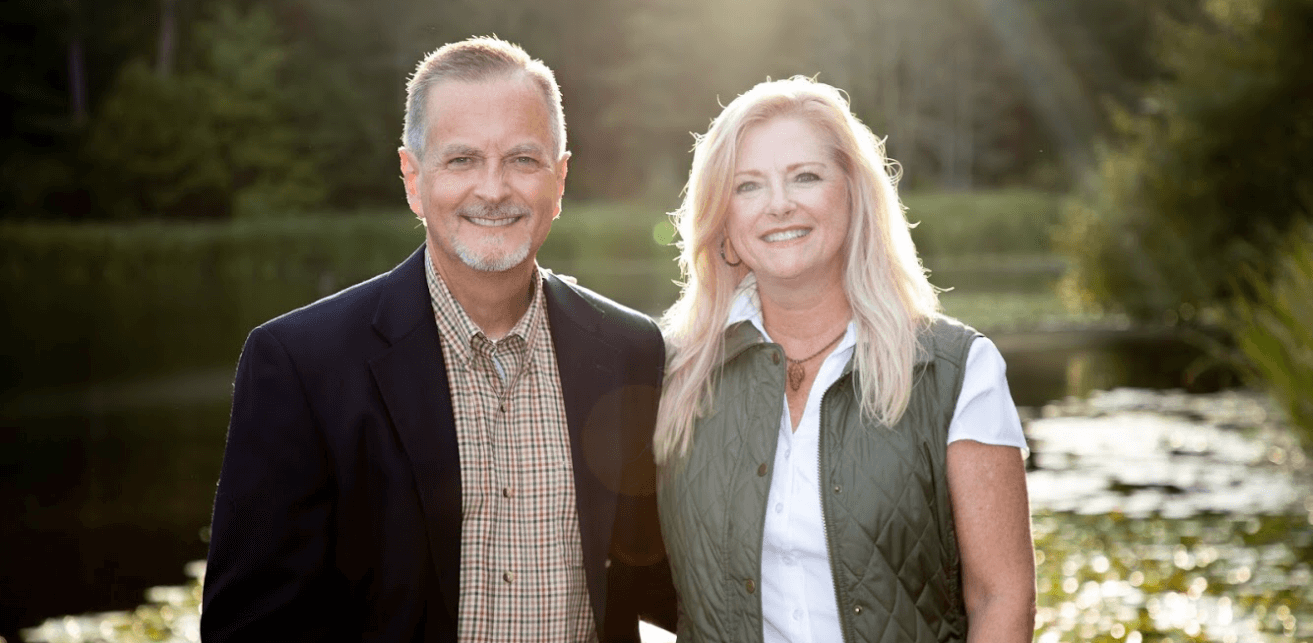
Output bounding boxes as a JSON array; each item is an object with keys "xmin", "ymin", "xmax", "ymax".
[
  {"xmin": 2, "ymin": 0, "xmax": 1173, "ymax": 219},
  {"xmin": 83, "ymin": 3, "xmax": 323, "ymax": 218},
  {"xmin": 1058, "ymin": 0, "xmax": 1313, "ymax": 321}
]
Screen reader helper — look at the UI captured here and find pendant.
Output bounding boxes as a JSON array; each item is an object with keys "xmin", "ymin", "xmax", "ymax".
[{"xmin": 787, "ymin": 362, "xmax": 804, "ymax": 391}]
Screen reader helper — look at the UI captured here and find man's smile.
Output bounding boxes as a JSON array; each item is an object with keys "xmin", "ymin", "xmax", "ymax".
[{"xmin": 464, "ymin": 215, "xmax": 524, "ymax": 227}]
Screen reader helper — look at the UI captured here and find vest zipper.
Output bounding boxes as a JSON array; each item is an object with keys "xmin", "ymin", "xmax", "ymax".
[{"xmin": 817, "ymin": 373, "xmax": 851, "ymax": 643}]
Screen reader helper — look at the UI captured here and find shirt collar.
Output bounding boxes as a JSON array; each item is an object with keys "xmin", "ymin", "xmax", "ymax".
[
  {"xmin": 424, "ymin": 247, "xmax": 545, "ymax": 366},
  {"xmin": 723, "ymin": 273, "xmax": 857, "ymax": 365}
]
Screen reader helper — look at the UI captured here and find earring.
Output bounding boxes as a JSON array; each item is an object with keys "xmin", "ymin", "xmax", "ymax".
[{"xmin": 719, "ymin": 238, "xmax": 743, "ymax": 267}]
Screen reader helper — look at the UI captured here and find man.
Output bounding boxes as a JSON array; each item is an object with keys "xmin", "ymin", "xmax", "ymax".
[{"xmin": 202, "ymin": 37, "xmax": 675, "ymax": 642}]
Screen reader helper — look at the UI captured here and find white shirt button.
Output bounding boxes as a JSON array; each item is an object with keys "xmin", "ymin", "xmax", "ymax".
[
  {"xmin": 774, "ymin": 502, "xmax": 783, "ymax": 513},
  {"xmin": 783, "ymin": 553, "xmax": 796, "ymax": 566},
  {"xmin": 793, "ymin": 608, "xmax": 803, "ymax": 620}
]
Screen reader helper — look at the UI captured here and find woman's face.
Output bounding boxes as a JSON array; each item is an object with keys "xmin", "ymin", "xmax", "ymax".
[{"xmin": 725, "ymin": 116, "xmax": 851, "ymax": 290}]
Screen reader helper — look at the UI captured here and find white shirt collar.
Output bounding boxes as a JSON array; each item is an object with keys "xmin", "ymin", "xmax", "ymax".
[{"xmin": 725, "ymin": 273, "xmax": 858, "ymax": 358}]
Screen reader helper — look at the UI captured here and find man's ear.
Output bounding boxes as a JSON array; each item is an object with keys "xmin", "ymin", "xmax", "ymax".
[
  {"xmin": 399, "ymin": 147, "xmax": 423, "ymax": 218},
  {"xmin": 555, "ymin": 151, "xmax": 571, "ymax": 199}
]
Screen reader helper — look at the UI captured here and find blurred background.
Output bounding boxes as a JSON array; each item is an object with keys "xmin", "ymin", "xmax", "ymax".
[{"xmin": 2, "ymin": 0, "xmax": 1311, "ymax": 640}]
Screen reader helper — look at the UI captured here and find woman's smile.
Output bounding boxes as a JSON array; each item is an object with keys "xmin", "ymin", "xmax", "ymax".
[{"xmin": 761, "ymin": 227, "xmax": 811, "ymax": 243}]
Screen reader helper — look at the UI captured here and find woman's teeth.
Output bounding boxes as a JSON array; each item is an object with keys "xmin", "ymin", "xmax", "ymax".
[{"xmin": 763, "ymin": 228, "xmax": 809, "ymax": 242}]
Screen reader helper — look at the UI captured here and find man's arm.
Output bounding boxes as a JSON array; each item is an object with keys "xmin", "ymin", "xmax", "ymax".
[
  {"xmin": 202, "ymin": 325, "xmax": 343, "ymax": 642},
  {"xmin": 603, "ymin": 324, "xmax": 678, "ymax": 641}
]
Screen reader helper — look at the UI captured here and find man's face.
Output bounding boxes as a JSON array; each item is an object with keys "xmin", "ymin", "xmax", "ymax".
[{"xmin": 400, "ymin": 75, "xmax": 568, "ymax": 277}]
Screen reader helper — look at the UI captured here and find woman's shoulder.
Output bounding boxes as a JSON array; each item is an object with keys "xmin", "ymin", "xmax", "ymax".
[{"xmin": 916, "ymin": 313, "xmax": 984, "ymax": 367}]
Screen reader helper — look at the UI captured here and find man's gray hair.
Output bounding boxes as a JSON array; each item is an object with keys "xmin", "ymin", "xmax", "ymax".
[{"xmin": 403, "ymin": 36, "xmax": 566, "ymax": 160}]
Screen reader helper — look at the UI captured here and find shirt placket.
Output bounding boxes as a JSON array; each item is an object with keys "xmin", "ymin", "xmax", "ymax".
[
  {"xmin": 453, "ymin": 351, "xmax": 496, "ymax": 641},
  {"xmin": 473, "ymin": 336, "xmax": 518, "ymax": 638}
]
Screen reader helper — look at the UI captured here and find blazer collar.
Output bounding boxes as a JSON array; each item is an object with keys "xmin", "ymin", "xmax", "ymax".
[
  {"xmin": 542, "ymin": 271, "xmax": 605, "ymax": 340},
  {"xmin": 371, "ymin": 245, "xmax": 433, "ymax": 346},
  {"xmin": 541, "ymin": 270, "xmax": 623, "ymax": 632},
  {"xmin": 367, "ymin": 244, "xmax": 462, "ymax": 621}
]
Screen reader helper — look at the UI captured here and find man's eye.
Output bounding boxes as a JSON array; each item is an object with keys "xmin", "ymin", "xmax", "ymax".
[
  {"xmin": 513, "ymin": 156, "xmax": 540, "ymax": 166},
  {"xmin": 734, "ymin": 181, "xmax": 760, "ymax": 194},
  {"xmin": 448, "ymin": 157, "xmax": 471, "ymax": 166}
]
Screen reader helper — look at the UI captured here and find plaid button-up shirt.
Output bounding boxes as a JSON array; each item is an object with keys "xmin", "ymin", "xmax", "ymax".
[{"xmin": 425, "ymin": 250, "xmax": 596, "ymax": 642}]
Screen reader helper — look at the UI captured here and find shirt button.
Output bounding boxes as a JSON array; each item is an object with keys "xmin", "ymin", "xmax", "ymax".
[
  {"xmin": 833, "ymin": 485, "xmax": 843, "ymax": 494},
  {"xmin": 793, "ymin": 609, "xmax": 803, "ymax": 621},
  {"xmin": 502, "ymin": 571, "xmax": 515, "ymax": 584},
  {"xmin": 854, "ymin": 605, "xmax": 863, "ymax": 615},
  {"xmin": 757, "ymin": 463, "xmax": 768, "ymax": 477},
  {"xmin": 785, "ymin": 448, "xmax": 792, "ymax": 458},
  {"xmin": 774, "ymin": 502, "xmax": 783, "ymax": 514},
  {"xmin": 744, "ymin": 579, "xmax": 755, "ymax": 594},
  {"xmin": 783, "ymin": 553, "xmax": 795, "ymax": 566},
  {"xmin": 771, "ymin": 352, "xmax": 780, "ymax": 365},
  {"xmin": 499, "ymin": 402, "xmax": 507, "ymax": 412},
  {"xmin": 501, "ymin": 488, "xmax": 511, "ymax": 498}
]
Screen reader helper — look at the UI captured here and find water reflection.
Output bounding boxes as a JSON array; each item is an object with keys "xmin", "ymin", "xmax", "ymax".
[
  {"xmin": 1029, "ymin": 389, "xmax": 1313, "ymax": 643},
  {"xmin": 17, "ymin": 388, "xmax": 1313, "ymax": 643},
  {"xmin": 1026, "ymin": 388, "xmax": 1307, "ymax": 517}
]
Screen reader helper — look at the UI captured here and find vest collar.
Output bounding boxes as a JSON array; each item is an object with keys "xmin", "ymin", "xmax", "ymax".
[{"xmin": 719, "ymin": 316, "xmax": 938, "ymax": 372}]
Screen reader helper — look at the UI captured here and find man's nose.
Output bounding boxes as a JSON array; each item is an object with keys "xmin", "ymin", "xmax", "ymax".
[{"xmin": 472, "ymin": 162, "xmax": 511, "ymax": 203}]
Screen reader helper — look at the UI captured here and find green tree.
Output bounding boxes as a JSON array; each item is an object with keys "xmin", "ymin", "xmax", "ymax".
[
  {"xmin": 1058, "ymin": 0, "xmax": 1313, "ymax": 321},
  {"xmin": 83, "ymin": 2, "xmax": 323, "ymax": 218}
]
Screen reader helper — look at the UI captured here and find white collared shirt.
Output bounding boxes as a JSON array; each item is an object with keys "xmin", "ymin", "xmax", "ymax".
[{"xmin": 725, "ymin": 279, "xmax": 1027, "ymax": 643}]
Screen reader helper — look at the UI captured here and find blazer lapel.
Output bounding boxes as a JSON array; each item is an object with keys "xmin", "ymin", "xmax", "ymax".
[
  {"xmin": 543, "ymin": 272, "xmax": 622, "ymax": 627},
  {"xmin": 366, "ymin": 246, "xmax": 462, "ymax": 622}
]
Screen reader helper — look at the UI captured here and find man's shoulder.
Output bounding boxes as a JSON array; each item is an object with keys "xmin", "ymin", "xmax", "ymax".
[
  {"xmin": 254, "ymin": 245, "xmax": 425, "ymax": 348},
  {"xmin": 543, "ymin": 270, "xmax": 660, "ymax": 340},
  {"xmin": 260, "ymin": 270, "xmax": 388, "ymax": 339}
]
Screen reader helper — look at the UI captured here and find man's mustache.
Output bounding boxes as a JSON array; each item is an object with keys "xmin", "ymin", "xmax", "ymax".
[{"xmin": 457, "ymin": 202, "xmax": 532, "ymax": 220}]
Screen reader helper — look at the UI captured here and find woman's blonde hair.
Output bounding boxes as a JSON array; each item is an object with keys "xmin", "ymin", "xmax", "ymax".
[{"xmin": 654, "ymin": 76, "xmax": 939, "ymax": 465}]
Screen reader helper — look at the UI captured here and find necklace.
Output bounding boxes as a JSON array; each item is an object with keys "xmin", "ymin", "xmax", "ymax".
[{"xmin": 784, "ymin": 329, "xmax": 847, "ymax": 391}]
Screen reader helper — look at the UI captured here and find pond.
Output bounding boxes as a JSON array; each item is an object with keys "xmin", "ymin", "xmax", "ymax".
[{"xmin": 3, "ymin": 332, "xmax": 1308, "ymax": 643}]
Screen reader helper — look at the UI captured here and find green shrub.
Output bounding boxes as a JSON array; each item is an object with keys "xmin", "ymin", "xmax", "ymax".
[
  {"xmin": 905, "ymin": 189, "xmax": 1064, "ymax": 257},
  {"xmin": 1, "ymin": 192, "xmax": 1067, "ymax": 392},
  {"xmin": 1225, "ymin": 220, "xmax": 1313, "ymax": 452},
  {"xmin": 0, "ymin": 215, "xmax": 420, "ymax": 391},
  {"xmin": 0, "ymin": 203, "xmax": 679, "ymax": 391},
  {"xmin": 1057, "ymin": 0, "xmax": 1313, "ymax": 321}
]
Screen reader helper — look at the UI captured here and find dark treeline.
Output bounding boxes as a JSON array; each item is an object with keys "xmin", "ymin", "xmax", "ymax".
[{"xmin": 2, "ymin": 0, "xmax": 1182, "ymax": 220}]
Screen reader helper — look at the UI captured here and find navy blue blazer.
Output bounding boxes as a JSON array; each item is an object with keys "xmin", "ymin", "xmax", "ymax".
[{"xmin": 202, "ymin": 246, "xmax": 675, "ymax": 642}]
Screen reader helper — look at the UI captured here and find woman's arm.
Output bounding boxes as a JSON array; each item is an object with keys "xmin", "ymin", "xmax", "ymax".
[{"xmin": 947, "ymin": 440, "xmax": 1037, "ymax": 642}]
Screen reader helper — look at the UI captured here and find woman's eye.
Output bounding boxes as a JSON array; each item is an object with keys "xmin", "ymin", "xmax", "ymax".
[
  {"xmin": 735, "ymin": 181, "xmax": 760, "ymax": 194},
  {"xmin": 796, "ymin": 172, "xmax": 821, "ymax": 183}
]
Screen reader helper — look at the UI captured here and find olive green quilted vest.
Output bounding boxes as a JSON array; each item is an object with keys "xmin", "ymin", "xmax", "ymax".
[{"xmin": 657, "ymin": 316, "xmax": 980, "ymax": 643}]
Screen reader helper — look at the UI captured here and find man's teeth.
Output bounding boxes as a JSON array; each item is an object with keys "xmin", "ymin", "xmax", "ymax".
[
  {"xmin": 468, "ymin": 217, "xmax": 519, "ymax": 227},
  {"xmin": 763, "ymin": 228, "xmax": 809, "ymax": 242}
]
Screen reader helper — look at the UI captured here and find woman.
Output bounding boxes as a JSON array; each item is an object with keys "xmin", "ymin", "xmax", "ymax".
[{"xmin": 654, "ymin": 77, "xmax": 1036, "ymax": 643}]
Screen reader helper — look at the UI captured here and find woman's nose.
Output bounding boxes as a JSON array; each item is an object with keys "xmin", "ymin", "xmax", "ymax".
[{"xmin": 767, "ymin": 184, "xmax": 796, "ymax": 217}]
